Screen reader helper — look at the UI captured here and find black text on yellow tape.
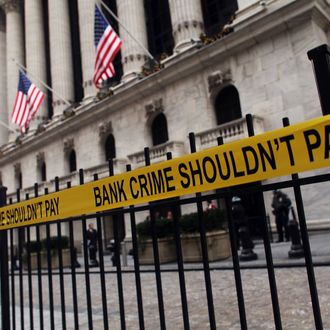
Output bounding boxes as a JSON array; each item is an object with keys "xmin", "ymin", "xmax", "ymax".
[{"xmin": 1, "ymin": 115, "xmax": 329, "ymax": 230}]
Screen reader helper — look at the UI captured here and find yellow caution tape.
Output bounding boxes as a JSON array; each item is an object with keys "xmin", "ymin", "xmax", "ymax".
[{"xmin": 1, "ymin": 115, "xmax": 329, "ymax": 230}]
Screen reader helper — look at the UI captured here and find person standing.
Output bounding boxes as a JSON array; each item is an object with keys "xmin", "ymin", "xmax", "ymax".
[
  {"xmin": 271, "ymin": 190, "xmax": 291, "ymax": 242},
  {"xmin": 86, "ymin": 223, "xmax": 99, "ymax": 266}
]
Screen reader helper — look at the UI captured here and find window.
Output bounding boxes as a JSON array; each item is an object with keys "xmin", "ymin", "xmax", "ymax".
[
  {"xmin": 15, "ymin": 171, "xmax": 22, "ymax": 190},
  {"xmin": 215, "ymin": 85, "xmax": 242, "ymax": 125},
  {"xmin": 101, "ymin": 0, "xmax": 123, "ymax": 83},
  {"xmin": 144, "ymin": 0, "xmax": 174, "ymax": 58},
  {"xmin": 69, "ymin": 150, "xmax": 77, "ymax": 173},
  {"xmin": 105, "ymin": 134, "xmax": 116, "ymax": 161},
  {"xmin": 201, "ymin": 0, "xmax": 238, "ymax": 36},
  {"xmin": 41, "ymin": 162, "xmax": 47, "ymax": 182},
  {"xmin": 151, "ymin": 113, "xmax": 168, "ymax": 146}
]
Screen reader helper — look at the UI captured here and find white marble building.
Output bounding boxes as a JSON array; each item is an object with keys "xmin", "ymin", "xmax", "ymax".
[{"xmin": 0, "ymin": 0, "xmax": 329, "ymax": 245}]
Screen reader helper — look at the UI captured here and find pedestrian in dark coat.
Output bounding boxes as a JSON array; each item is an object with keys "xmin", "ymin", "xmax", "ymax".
[
  {"xmin": 271, "ymin": 190, "xmax": 291, "ymax": 242},
  {"xmin": 86, "ymin": 223, "xmax": 98, "ymax": 266}
]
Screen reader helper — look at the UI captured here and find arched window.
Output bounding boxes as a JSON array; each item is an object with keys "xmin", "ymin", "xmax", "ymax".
[
  {"xmin": 215, "ymin": 85, "xmax": 242, "ymax": 125},
  {"xmin": 144, "ymin": 0, "xmax": 174, "ymax": 58},
  {"xmin": 105, "ymin": 134, "xmax": 116, "ymax": 161},
  {"xmin": 69, "ymin": 150, "xmax": 77, "ymax": 173},
  {"xmin": 14, "ymin": 164, "xmax": 22, "ymax": 190},
  {"xmin": 41, "ymin": 162, "xmax": 47, "ymax": 182},
  {"xmin": 201, "ymin": 0, "xmax": 238, "ymax": 36},
  {"xmin": 151, "ymin": 113, "xmax": 168, "ymax": 146}
]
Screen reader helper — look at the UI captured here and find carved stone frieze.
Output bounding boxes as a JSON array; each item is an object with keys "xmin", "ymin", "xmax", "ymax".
[
  {"xmin": 98, "ymin": 121, "xmax": 113, "ymax": 138},
  {"xmin": 36, "ymin": 151, "xmax": 45, "ymax": 167},
  {"xmin": 0, "ymin": 0, "xmax": 21, "ymax": 13},
  {"xmin": 175, "ymin": 20, "xmax": 203, "ymax": 34},
  {"xmin": 63, "ymin": 138, "xmax": 74, "ymax": 153},
  {"xmin": 14, "ymin": 162, "xmax": 21, "ymax": 176},
  {"xmin": 123, "ymin": 53, "xmax": 146, "ymax": 64},
  {"xmin": 207, "ymin": 70, "xmax": 232, "ymax": 93},
  {"xmin": 145, "ymin": 98, "xmax": 164, "ymax": 119}
]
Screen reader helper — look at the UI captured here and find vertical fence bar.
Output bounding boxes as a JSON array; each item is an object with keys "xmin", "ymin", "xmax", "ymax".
[
  {"xmin": 67, "ymin": 181, "xmax": 80, "ymax": 330},
  {"xmin": 54, "ymin": 177, "xmax": 67, "ymax": 330},
  {"xmin": 188, "ymin": 133, "xmax": 216, "ymax": 330},
  {"xmin": 246, "ymin": 114, "xmax": 282, "ymax": 329},
  {"xmin": 108, "ymin": 159, "xmax": 126, "ymax": 330},
  {"xmin": 282, "ymin": 117, "xmax": 323, "ymax": 329},
  {"xmin": 218, "ymin": 136, "xmax": 248, "ymax": 330},
  {"xmin": 80, "ymin": 169, "xmax": 94, "ymax": 329},
  {"xmin": 17, "ymin": 189, "xmax": 24, "ymax": 330},
  {"xmin": 10, "ymin": 225, "xmax": 16, "ymax": 330},
  {"xmin": 0, "ymin": 186, "xmax": 10, "ymax": 330},
  {"xmin": 307, "ymin": 44, "xmax": 330, "ymax": 116},
  {"xmin": 9, "ymin": 197, "xmax": 16, "ymax": 330},
  {"xmin": 126, "ymin": 164, "xmax": 145, "ymax": 330},
  {"xmin": 93, "ymin": 173, "xmax": 109, "ymax": 330},
  {"xmin": 34, "ymin": 183, "xmax": 44, "ymax": 330},
  {"xmin": 25, "ymin": 193, "xmax": 34, "ymax": 330},
  {"xmin": 144, "ymin": 147, "xmax": 166, "ymax": 330},
  {"xmin": 166, "ymin": 152, "xmax": 190, "ymax": 330},
  {"xmin": 44, "ymin": 187, "xmax": 55, "ymax": 330}
]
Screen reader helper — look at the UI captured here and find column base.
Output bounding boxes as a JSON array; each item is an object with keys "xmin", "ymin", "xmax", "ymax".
[
  {"xmin": 121, "ymin": 71, "xmax": 140, "ymax": 83},
  {"xmin": 174, "ymin": 39, "xmax": 203, "ymax": 53}
]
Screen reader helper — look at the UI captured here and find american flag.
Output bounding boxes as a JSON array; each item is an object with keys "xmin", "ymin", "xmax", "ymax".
[
  {"xmin": 11, "ymin": 70, "xmax": 45, "ymax": 130},
  {"xmin": 93, "ymin": 5, "xmax": 122, "ymax": 88}
]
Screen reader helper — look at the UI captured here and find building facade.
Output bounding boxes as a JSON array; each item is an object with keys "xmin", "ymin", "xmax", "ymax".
[{"xmin": 0, "ymin": 0, "xmax": 329, "ymax": 245}]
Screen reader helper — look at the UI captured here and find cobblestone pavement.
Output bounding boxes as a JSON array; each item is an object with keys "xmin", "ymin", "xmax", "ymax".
[{"xmin": 11, "ymin": 234, "xmax": 330, "ymax": 329}]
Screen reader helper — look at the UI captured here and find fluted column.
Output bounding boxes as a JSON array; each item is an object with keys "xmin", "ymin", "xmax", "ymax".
[
  {"xmin": 0, "ymin": 9, "xmax": 8, "ymax": 145},
  {"xmin": 48, "ymin": 0, "xmax": 74, "ymax": 117},
  {"xmin": 24, "ymin": 0, "xmax": 48, "ymax": 130},
  {"xmin": 117, "ymin": 0, "xmax": 148, "ymax": 82},
  {"xmin": 168, "ymin": 0, "xmax": 204, "ymax": 52},
  {"xmin": 77, "ymin": 0, "xmax": 96, "ymax": 100},
  {"xmin": 0, "ymin": 0, "xmax": 24, "ymax": 140}
]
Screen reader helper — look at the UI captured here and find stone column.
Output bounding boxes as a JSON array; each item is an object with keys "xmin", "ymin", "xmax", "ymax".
[
  {"xmin": 168, "ymin": 0, "xmax": 204, "ymax": 52},
  {"xmin": 77, "ymin": 0, "xmax": 96, "ymax": 100},
  {"xmin": 0, "ymin": 10, "xmax": 8, "ymax": 145},
  {"xmin": 117, "ymin": 0, "xmax": 148, "ymax": 82},
  {"xmin": 0, "ymin": 0, "xmax": 24, "ymax": 140},
  {"xmin": 24, "ymin": 0, "xmax": 48, "ymax": 130},
  {"xmin": 48, "ymin": 0, "xmax": 74, "ymax": 117}
]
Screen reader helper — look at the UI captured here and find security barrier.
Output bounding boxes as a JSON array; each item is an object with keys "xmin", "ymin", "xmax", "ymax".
[{"xmin": 0, "ymin": 112, "xmax": 328, "ymax": 329}]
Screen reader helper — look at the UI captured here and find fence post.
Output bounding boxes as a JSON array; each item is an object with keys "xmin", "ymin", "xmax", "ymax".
[
  {"xmin": 0, "ymin": 186, "xmax": 10, "ymax": 330},
  {"xmin": 307, "ymin": 44, "xmax": 330, "ymax": 115}
]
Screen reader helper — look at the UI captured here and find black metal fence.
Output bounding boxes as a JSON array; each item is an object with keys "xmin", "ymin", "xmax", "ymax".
[
  {"xmin": 0, "ymin": 115, "xmax": 329, "ymax": 330},
  {"xmin": 0, "ymin": 45, "xmax": 329, "ymax": 330}
]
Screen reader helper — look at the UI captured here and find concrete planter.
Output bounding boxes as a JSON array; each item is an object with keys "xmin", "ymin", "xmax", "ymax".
[
  {"xmin": 24, "ymin": 249, "xmax": 72, "ymax": 270},
  {"xmin": 138, "ymin": 237, "xmax": 176, "ymax": 265},
  {"xmin": 138, "ymin": 230, "xmax": 230, "ymax": 264},
  {"xmin": 181, "ymin": 230, "xmax": 230, "ymax": 262}
]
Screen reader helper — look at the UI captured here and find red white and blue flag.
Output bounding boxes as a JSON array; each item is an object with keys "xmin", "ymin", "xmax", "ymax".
[
  {"xmin": 11, "ymin": 70, "xmax": 45, "ymax": 130},
  {"xmin": 93, "ymin": 5, "xmax": 122, "ymax": 88}
]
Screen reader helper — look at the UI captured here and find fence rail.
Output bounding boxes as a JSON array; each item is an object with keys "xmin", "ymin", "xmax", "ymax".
[{"xmin": 0, "ymin": 115, "xmax": 328, "ymax": 329}]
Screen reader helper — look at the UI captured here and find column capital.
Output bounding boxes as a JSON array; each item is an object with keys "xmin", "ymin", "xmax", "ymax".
[{"xmin": 0, "ymin": 0, "xmax": 21, "ymax": 13}]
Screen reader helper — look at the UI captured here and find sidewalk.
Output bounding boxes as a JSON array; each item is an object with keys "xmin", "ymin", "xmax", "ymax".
[
  {"xmin": 112, "ymin": 230, "xmax": 330, "ymax": 270},
  {"xmin": 12, "ymin": 231, "xmax": 330, "ymax": 329}
]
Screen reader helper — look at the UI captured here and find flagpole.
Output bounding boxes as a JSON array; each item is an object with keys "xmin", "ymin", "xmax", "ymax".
[
  {"xmin": 98, "ymin": 0, "xmax": 158, "ymax": 64},
  {"xmin": 11, "ymin": 59, "xmax": 72, "ymax": 107},
  {"xmin": 0, "ymin": 120, "xmax": 16, "ymax": 133}
]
